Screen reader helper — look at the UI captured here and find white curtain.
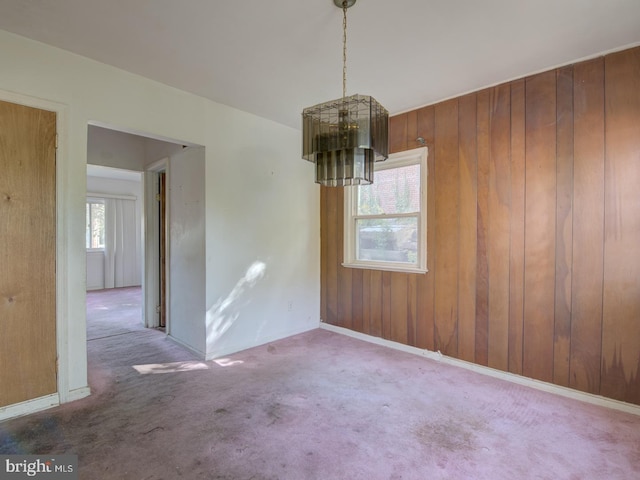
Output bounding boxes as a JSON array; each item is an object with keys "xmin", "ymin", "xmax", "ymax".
[{"xmin": 104, "ymin": 198, "xmax": 137, "ymax": 288}]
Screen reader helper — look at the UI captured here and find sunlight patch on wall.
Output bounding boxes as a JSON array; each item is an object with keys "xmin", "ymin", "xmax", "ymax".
[{"xmin": 206, "ymin": 260, "xmax": 267, "ymax": 344}]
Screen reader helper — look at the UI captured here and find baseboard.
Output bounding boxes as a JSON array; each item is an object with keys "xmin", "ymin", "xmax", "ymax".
[
  {"xmin": 205, "ymin": 324, "xmax": 319, "ymax": 361},
  {"xmin": 166, "ymin": 327, "xmax": 319, "ymax": 362},
  {"xmin": 0, "ymin": 394, "xmax": 60, "ymax": 422},
  {"xmin": 65, "ymin": 386, "xmax": 91, "ymax": 403},
  {"xmin": 320, "ymin": 323, "xmax": 640, "ymax": 417},
  {"xmin": 166, "ymin": 334, "xmax": 206, "ymax": 359}
]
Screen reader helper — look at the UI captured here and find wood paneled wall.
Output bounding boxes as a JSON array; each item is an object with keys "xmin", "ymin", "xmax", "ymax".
[{"xmin": 320, "ymin": 46, "xmax": 640, "ymax": 405}]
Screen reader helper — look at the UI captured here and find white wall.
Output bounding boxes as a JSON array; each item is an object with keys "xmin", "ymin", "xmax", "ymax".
[
  {"xmin": 86, "ymin": 251, "xmax": 105, "ymax": 290},
  {"xmin": 87, "ymin": 125, "xmax": 146, "ymax": 170},
  {"xmin": 168, "ymin": 146, "xmax": 206, "ymax": 355},
  {"xmin": 144, "ymin": 140, "xmax": 184, "ymax": 166},
  {"xmin": 205, "ymin": 107, "xmax": 320, "ymax": 358},
  {"xmin": 0, "ymin": 29, "xmax": 320, "ymax": 404},
  {"xmin": 88, "ymin": 124, "xmax": 185, "ymax": 170}
]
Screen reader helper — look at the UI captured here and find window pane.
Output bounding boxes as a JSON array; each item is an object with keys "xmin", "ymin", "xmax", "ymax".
[
  {"xmin": 356, "ymin": 217, "xmax": 418, "ymax": 264},
  {"xmin": 357, "ymin": 164, "xmax": 420, "ymax": 215},
  {"xmin": 90, "ymin": 203, "xmax": 105, "ymax": 249}
]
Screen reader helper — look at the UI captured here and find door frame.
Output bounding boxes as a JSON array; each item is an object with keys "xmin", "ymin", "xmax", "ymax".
[
  {"xmin": 0, "ymin": 89, "xmax": 77, "ymax": 420},
  {"xmin": 144, "ymin": 157, "xmax": 170, "ymax": 333}
]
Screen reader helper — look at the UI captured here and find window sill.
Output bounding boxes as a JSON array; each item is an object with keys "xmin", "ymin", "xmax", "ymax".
[
  {"xmin": 342, "ymin": 262, "xmax": 428, "ymax": 275},
  {"xmin": 86, "ymin": 248, "xmax": 105, "ymax": 253}
]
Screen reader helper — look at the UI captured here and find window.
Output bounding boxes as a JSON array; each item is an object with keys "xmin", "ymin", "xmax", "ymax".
[
  {"xmin": 86, "ymin": 199, "xmax": 105, "ymax": 249},
  {"xmin": 343, "ymin": 147, "xmax": 428, "ymax": 273}
]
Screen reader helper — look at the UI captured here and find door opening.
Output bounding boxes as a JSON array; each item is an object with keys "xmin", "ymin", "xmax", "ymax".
[
  {"xmin": 144, "ymin": 157, "xmax": 170, "ymax": 332},
  {"xmin": 158, "ymin": 171, "xmax": 167, "ymax": 329}
]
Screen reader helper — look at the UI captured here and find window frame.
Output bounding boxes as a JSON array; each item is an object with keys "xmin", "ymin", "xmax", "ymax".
[
  {"xmin": 86, "ymin": 197, "xmax": 106, "ymax": 251},
  {"xmin": 343, "ymin": 146, "xmax": 428, "ymax": 274}
]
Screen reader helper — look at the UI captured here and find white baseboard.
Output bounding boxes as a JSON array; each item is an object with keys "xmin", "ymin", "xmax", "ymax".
[
  {"xmin": 166, "ymin": 334, "xmax": 206, "ymax": 359},
  {"xmin": 65, "ymin": 386, "xmax": 91, "ymax": 403},
  {"xmin": 0, "ymin": 394, "xmax": 60, "ymax": 422},
  {"xmin": 320, "ymin": 323, "xmax": 640, "ymax": 417},
  {"xmin": 205, "ymin": 324, "xmax": 318, "ymax": 361}
]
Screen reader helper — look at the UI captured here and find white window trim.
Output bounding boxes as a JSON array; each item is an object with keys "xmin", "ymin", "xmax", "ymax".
[{"xmin": 343, "ymin": 146, "xmax": 428, "ymax": 274}]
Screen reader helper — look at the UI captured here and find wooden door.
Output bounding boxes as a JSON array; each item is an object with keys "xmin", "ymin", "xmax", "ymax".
[{"xmin": 0, "ymin": 100, "xmax": 57, "ymax": 407}]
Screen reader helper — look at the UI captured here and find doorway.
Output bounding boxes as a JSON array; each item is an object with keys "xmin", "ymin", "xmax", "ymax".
[
  {"xmin": 145, "ymin": 157, "xmax": 170, "ymax": 332},
  {"xmin": 158, "ymin": 171, "xmax": 167, "ymax": 329},
  {"xmin": 86, "ymin": 125, "xmax": 206, "ymax": 358},
  {"xmin": 86, "ymin": 125, "xmax": 182, "ymax": 336}
]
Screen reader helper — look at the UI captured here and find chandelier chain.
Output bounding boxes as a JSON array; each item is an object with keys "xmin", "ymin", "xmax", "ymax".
[{"xmin": 342, "ymin": 1, "xmax": 347, "ymax": 99}]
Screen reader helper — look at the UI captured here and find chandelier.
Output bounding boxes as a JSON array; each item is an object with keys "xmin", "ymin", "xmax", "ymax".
[{"xmin": 302, "ymin": 0, "xmax": 389, "ymax": 186}]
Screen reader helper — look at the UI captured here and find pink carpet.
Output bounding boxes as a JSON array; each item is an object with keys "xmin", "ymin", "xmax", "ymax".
[{"xmin": 1, "ymin": 287, "xmax": 638, "ymax": 479}]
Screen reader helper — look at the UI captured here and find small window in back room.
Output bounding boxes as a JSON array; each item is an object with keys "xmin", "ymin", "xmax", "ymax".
[
  {"xmin": 343, "ymin": 147, "xmax": 428, "ymax": 274},
  {"xmin": 86, "ymin": 199, "xmax": 105, "ymax": 249}
]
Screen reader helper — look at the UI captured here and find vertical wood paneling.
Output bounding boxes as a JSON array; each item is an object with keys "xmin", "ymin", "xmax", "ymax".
[
  {"xmin": 362, "ymin": 270, "xmax": 371, "ymax": 335},
  {"xmin": 336, "ymin": 188, "xmax": 351, "ymax": 329},
  {"xmin": 389, "ymin": 113, "xmax": 408, "ymax": 153},
  {"xmin": 602, "ymin": 47, "xmax": 640, "ymax": 404},
  {"xmin": 320, "ymin": 186, "xmax": 328, "ymax": 322},
  {"xmin": 554, "ymin": 66, "xmax": 575, "ymax": 387},
  {"xmin": 509, "ymin": 79, "xmax": 526, "ymax": 375},
  {"xmin": 571, "ymin": 58, "xmax": 604, "ymax": 394},
  {"xmin": 325, "ymin": 187, "xmax": 339, "ymax": 325},
  {"xmin": 390, "ymin": 273, "xmax": 408, "ymax": 343},
  {"xmin": 407, "ymin": 110, "xmax": 418, "ymax": 149},
  {"xmin": 369, "ymin": 270, "xmax": 382, "ymax": 337},
  {"xmin": 434, "ymin": 100, "xmax": 459, "ymax": 356},
  {"xmin": 487, "ymin": 84, "xmax": 511, "ymax": 371},
  {"xmin": 407, "ymin": 275, "xmax": 417, "ymax": 346},
  {"xmin": 416, "ymin": 106, "xmax": 436, "ymax": 351},
  {"xmin": 381, "ymin": 271, "xmax": 392, "ymax": 339},
  {"xmin": 319, "ymin": 46, "xmax": 640, "ymax": 406},
  {"xmin": 475, "ymin": 90, "xmax": 490, "ymax": 366},
  {"xmin": 523, "ymin": 71, "xmax": 557, "ymax": 383},
  {"xmin": 457, "ymin": 93, "xmax": 478, "ymax": 363},
  {"xmin": 351, "ymin": 269, "xmax": 363, "ymax": 333}
]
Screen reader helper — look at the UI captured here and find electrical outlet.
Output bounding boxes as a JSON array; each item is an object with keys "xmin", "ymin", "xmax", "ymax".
[{"xmin": 287, "ymin": 301, "xmax": 293, "ymax": 311}]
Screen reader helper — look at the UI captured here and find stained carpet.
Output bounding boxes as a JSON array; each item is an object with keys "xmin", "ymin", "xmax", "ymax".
[{"xmin": 1, "ymin": 287, "xmax": 639, "ymax": 479}]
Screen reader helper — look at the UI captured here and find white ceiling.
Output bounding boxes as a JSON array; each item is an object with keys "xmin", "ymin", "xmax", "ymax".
[{"xmin": 1, "ymin": 0, "xmax": 639, "ymax": 129}]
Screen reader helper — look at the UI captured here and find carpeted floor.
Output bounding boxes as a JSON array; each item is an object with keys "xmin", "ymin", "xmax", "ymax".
[
  {"xmin": 1, "ymin": 287, "xmax": 639, "ymax": 479},
  {"xmin": 85, "ymin": 286, "xmax": 147, "ymax": 340}
]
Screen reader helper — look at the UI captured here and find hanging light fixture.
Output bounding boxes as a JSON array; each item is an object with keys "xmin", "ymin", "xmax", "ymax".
[{"xmin": 302, "ymin": 0, "xmax": 389, "ymax": 187}]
